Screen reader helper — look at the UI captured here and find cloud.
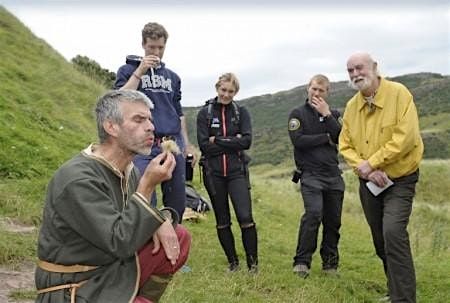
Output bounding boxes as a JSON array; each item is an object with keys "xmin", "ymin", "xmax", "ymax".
[{"xmin": 2, "ymin": 2, "xmax": 449, "ymax": 106}]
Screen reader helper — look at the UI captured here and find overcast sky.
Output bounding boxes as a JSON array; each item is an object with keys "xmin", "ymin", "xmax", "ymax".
[{"xmin": 2, "ymin": 1, "xmax": 449, "ymax": 106}]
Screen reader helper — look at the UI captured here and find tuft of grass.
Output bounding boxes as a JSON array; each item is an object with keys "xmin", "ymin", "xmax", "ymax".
[
  {"xmin": 0, "ymin": 179, "xmax": 47, "ymax": 225},
  {"xmin": 0, "ymin": 231, "xmax": 37, "ymax": 265},
  {"xmin": 9, "ymin": 289, "xmax": 36, "ymax": 301}
]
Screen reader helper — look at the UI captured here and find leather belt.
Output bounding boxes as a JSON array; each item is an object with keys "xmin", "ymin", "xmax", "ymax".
[
  {"xmin": 36, "ymin": 260, "xmax": 99, "ymax": 303},
  {"xmin": 38, "ymin": 260, "xmax": 98, "ymax": 273}
]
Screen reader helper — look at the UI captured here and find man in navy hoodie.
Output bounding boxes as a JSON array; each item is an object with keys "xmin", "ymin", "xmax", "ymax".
[{"xmin": 115, "ymin": 22, "xmax": 196, "ymax": 221}]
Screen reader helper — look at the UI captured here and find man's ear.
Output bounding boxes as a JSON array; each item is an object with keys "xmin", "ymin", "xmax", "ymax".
[{"xmin": 103, "ymin": 120, "xmax": 119, "ymax": 138}]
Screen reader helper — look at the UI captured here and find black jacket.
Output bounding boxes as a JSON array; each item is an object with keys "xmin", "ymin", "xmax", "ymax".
[
  {"xmin": 288, "ymin": 100, "xmax": 342, "ymax": 176},
  {"xmin": 197, "ymin": 98, "xmax": 252, "ymax": 177}
]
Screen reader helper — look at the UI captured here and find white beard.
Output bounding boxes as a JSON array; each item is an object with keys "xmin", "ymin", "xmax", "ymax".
[{"xmin": 348, "ymin": 76, "xmax": 372, "ymax": 91}]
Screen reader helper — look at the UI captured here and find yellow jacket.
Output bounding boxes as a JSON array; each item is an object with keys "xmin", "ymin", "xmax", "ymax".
[{"xmin": 339, "ymin": 78, "xmax": 423, "ymax": 178}]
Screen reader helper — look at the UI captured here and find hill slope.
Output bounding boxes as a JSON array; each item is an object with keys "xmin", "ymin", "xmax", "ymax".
[
  {"xmin": 184, "ymin": 73, "xmax": 450, "ymax": 164},
  {"xmin": 0, "ymin": 7, "xmax": 105, "ymax": 179}
]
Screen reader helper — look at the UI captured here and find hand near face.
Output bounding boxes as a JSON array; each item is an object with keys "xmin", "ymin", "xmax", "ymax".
[
  {"xmin": 135, "ymin": 55, "xmax": 160, "ymax": 76},
  {"xmin": 137, "ymin": 152, "xmax": 176, "ymax": 197},
  {"xmin": 310, "ymin": 96, "xmax": 331, "ymax": 117}
]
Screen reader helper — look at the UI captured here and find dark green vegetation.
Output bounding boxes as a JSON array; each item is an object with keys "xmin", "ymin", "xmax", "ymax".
[
  {"xmin": 0, "ymin": 6, "xmax": 449, "ymax": 302},
  {"xmin": 71, "ymin": 55, "xmax": 116, "ymax": 89}
]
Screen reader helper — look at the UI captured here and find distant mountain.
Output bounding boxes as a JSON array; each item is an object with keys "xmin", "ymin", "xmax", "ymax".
[
  {"xmin": 0, "ymin": 6, "xmax": 448, "ymax": 183},
  {"xmin": 184, "ymin": 73, "xmax": 450, "ymax": 165}
]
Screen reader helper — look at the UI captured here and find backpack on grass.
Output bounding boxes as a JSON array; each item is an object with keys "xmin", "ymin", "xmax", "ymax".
[{"xmin": 185, "ymin": 183, "xmax": 211, "ymax": 213}]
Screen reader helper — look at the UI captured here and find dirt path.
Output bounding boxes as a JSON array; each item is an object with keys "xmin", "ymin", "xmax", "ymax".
[
  {"xmin": 0, "ymin": 218, "xmax": 35, "ymax": 303},
  {"xmin": 0, "ymin": 262, "xmax": 34, "ymax": 303}
]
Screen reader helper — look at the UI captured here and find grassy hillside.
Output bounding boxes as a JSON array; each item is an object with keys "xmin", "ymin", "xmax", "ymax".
[
  {"xmin": 184, "ymin": 73, "xmax": 450, "ymax": 165},
  {"xmin": 0, "ymin": 7, "xmax": 104, "ymax": 181},
  {"xmin": 0, "ymin": 7, "xmax": 105, "ymax": 224}
]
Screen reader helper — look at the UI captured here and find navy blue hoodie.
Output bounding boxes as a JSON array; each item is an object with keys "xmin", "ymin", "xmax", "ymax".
[{"xmin": 114, "ymin": 62, "xmax": 182, "ymax": 137}]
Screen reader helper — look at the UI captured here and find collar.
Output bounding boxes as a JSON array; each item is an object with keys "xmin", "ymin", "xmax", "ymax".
[
  {"xmin": 81, "ymin": 144, "xmax": 134, "ymax": 180},
  {"xmin": 357, "ymin": 77, "xmax": 386, "ymax": 112}
]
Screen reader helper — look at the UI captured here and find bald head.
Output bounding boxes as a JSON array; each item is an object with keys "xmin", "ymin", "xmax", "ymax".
[{"xmin": 347, "ymin": 52, "xmax": 375, "ymax": 67}]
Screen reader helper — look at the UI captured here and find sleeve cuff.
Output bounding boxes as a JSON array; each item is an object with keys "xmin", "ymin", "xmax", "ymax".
[{"xmin": 133, "ymin": 192, "xmax": 166, "ymax": 224}]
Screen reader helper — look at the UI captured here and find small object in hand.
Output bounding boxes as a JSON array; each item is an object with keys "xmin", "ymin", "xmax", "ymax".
[{"xmin": 161, "ymin": 138, "xmax": 181, "ymax": 155}]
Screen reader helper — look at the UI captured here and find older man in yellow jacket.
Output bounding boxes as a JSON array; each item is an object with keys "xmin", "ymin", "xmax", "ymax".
[{"xmin": 339, "ymin": 52, "xmax": 423, "ymax": 303}]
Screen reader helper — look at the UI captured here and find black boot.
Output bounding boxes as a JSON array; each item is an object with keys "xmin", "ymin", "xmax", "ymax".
[
  {"xmin": 246, "ymin": 255, "xmax": 258, "ymax": 274},
  {"xmin": 228, "ymin": 259, "xmax": 240, "ymax": 272},
  {"xmin": 217, "ymin": 226, "xmax": 239, "ymax": 271},
  {"xmin": 241, "ymin": 224, "xmax": 258, "ymax": 273},
  {"xmin": 139, "ymin": 274, "xmax": 173, "ymax": 302}
]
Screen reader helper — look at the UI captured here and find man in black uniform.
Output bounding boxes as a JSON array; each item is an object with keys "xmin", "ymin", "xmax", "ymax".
[{"xmin": 288, "ymin": 74, "xmax": 344, "ymax": 278}]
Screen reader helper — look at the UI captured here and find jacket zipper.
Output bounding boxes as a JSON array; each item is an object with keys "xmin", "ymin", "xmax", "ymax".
[{"xmin": 221, "ymin": 105, "xmax": 227, "ymax": 177}]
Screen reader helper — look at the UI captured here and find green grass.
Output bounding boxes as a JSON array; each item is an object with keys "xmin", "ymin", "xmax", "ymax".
[
  {"xmin": 1, "ymin": 161, "xmax": 449, "ymax": 302},
  {"xmin": 0, "ymin": 7, "xmax": 104, "ymax": 179},
  {"xmin": 0, "ymin": 231, "xmax": 37, "ymax": 265},
  {"xmin": 157, "ymin": 160, "xmax": 450, "ymax": 302},
  {"xmin": 9, "ymin": 289, "xmax": 36, "ymax": 301}
]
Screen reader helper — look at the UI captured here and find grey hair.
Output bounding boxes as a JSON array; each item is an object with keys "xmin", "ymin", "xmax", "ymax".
[{"xmin": 95, "ymin": 90, "xmax": 153, "ymax": 143}]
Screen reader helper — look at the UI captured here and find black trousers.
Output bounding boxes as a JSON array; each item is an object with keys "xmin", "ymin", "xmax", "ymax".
[
  {"xmin": 359, "ymin": 171, "xmax": 418, "ymax": 303},
  {"xmin": 293, "ymin": 174, "xmax": 344, "ymax": 269},
  {"xmin": 203, "ymin": 173, "xmax": 257, "ymax": 266}
]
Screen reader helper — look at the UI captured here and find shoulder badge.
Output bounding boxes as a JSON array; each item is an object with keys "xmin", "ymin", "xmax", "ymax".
[{"xmin": 288, "ymin": 118, "xmax": 301, "ymax": 131}]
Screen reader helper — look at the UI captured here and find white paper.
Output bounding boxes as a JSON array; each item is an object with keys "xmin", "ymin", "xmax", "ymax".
[{"xmin": 366, "ymin": 179, "xmax": 394, "ymax": 196}]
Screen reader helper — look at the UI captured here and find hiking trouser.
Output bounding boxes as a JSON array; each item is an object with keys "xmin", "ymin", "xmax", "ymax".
[
  {"xmin": 359, "ymin": 170, "xmax": 418, "ymax": 303},
  {"xmin": 293, "ymin": 182, "xmax": 344, "ymax": 269},
  {"xmin": 204, "ymin": 173, "xmax": 257, "ymax": 266}
]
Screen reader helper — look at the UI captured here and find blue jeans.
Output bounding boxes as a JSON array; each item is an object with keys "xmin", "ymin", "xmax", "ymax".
[{"xmin": 133, "ymin": 134, "xmax": 186, "ymax": 222}]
